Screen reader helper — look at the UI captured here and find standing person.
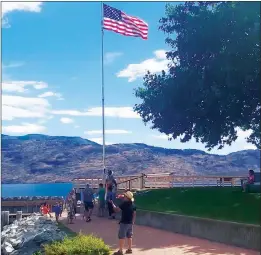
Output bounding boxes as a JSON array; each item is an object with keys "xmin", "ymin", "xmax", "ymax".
[
  {"xmin": 98, "ymin": 183, "xmax": 106, "ymax": 217},
  {"xmin": 53, "ymin": 202, "xmax": 61, "ymax": 222},
  {"xmin": 109, "ymin": 191, "xmax": 136, "ymax": 255},
  {"xmin": 59, "ymin": 201, "xmax": 63, "ymax": 217},
  {"xmin": 83, "ymin": 184, "xmax": 95, "ymax": 222},
  {"xmin": 106, "ymin": 186, "xmax": 115, "ymax": 219},
  {"xmin": 106, "ymin": 170, "xmax": 117, "ymax": 209},
  {"xmin": 106, "ymin": 170, "xmax": 117, "ymax": 193},
  {"xmin": 66, "ymin": 197, "xmax": 75, "ymax": 224},
  {"xmin": 70, "ymin": 190, "xmax": 77, "ymax": 218}
]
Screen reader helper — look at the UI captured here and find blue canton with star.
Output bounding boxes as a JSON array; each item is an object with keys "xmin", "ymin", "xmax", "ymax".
[{"xmin": 103, "ymin": 4, "xmax": 123, "ymax": 22}]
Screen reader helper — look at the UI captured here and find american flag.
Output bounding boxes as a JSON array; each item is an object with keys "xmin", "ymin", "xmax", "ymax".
[{"xmin": 103, "ymin": 4, "xmax": 148, "ymax": 40}]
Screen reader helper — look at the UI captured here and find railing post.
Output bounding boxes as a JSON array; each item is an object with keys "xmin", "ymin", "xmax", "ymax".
[
  {"xmin": 140, "ymin": 174, "xmax": 143, "ymax": 190},
  {"xmin": 1, "ymin": 211, "xmax": 9, "ymax": 228},
  {"xmin": 142, "ymin": 174, "xmax": 146, "ymax": 189},
  {"xmin": 16, "ymin": 211, "xmax": 22, "ymax": 221}
]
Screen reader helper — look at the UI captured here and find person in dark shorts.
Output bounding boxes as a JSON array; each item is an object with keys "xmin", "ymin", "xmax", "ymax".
[
  {"xmin": 109, "ymin": 191, "xmax": 136, "ymax": 255},
  {"xmin": 106, "ymin": 185, "xmax": 115, "ymax": 219},
  {"xmin": 83, "ymin": 184, "xmax": 94, "ymax": 222}
]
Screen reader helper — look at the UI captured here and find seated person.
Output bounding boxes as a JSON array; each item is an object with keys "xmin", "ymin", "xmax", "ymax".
[{"xmin": 242, "ymin": 169, "xmax": 255, "ymax": 192}]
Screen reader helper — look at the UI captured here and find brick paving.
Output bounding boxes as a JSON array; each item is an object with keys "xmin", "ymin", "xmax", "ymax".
[{"xmin": 60, "ymin": 214, "xmax": 258, "ymax": 255}]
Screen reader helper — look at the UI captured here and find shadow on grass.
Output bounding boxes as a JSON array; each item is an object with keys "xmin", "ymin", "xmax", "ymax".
[{"xmin": 57, "ymin": 222, "xmax": 77, "ymax": 238}]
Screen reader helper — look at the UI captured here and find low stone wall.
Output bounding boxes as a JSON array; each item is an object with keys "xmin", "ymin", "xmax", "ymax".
[
  {"xmin": 134, "ymin": 210, "xmax": 260, "ymax": 251},
  {"xmin": 1, "ymin": 213, "xmax": 66, "ymax": 255}
]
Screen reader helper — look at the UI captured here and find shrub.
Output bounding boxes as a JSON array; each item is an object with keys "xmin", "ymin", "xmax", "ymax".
[{"xmin": 43, "ymin": 234, "xmax": 110, "ymax": 255}]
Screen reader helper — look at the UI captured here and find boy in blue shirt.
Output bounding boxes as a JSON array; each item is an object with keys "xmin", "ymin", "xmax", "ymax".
[{"xmin": 52, "ymin": 202, "xmax": 61, "ymax": 222}]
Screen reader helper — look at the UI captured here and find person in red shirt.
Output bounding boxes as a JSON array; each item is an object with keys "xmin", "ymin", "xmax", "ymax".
[{"xmin": 40, "ymin": 202, "xmax": 52, "ymax": 217}]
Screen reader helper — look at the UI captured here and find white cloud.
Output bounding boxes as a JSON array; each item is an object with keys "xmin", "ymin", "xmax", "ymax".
[
  {"xmin": 236, "ymin": 128, "xmax": 256, "ymax": 150},
  {"xmin": 2, "ymin": 123, "xmax": 46, "ymax": 134},
  {"xmin": 104, "ymin": 52, "xmax": 123, "ymax": 65},
  {"xmin": 117, "ymin": 49, "xmax": 170, "ymax": 82},
  {"xmin": 37, "ymin": 119, "xmax": 47, "ymax": 124},
  {"xmin": 151, "ymin": 134, "xmax": 171, "ymax": 140},
  {"xmin": 154, "ymin": 50, "xmax": 167, "ymax": 59},
  {"xmin": 2, "ymin": 2, "xmax": 43, "ymax": 28},
  {"xmin": 60, "ymin": 117, "xmax": 74, "ymax": 124},
  {"xmin": 2, "ymin": 95, "xmax": 50, "ymax": 121},
  {"xmin": 74, "ymin": 125, "xmax": 80, "ymax": 129},
  {"xmin": 38, "ymin": 91, "xmax": 63, "ymax": 100},
  {"xmin": 2, "ymin": 81, "xmax": 48, "ymax": 93},
  {"xmin": 51, "ymin": 107, "xmax": 140, "ymax": 119},
  {"xmin": 2, "ymin": 18, "xmax": 11, "ymax": 28},
  {"xmin": 84, "ymin": 129, "xmax": 132, "ymax": 135},
  {"xmin": 88, "ymin": 137, "xmax": 113, "ymax": 145},
  {"xmin": 150, "ymin": 128, "xmax": 256, "ymax": 154},
  {"xmin": 2, "ymin": 2, "xmax": 43, "ymax": 15},
  {"xmin": 2, "ymin": 62, "xmax": 25, "ymax": 69}
]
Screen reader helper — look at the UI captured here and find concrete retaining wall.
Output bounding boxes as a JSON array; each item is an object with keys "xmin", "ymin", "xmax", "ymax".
[{"xmin": 134, "ymin": 210, "xmax": 260, "ymax": 251}]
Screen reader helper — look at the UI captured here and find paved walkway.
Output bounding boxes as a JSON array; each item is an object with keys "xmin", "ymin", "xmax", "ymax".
[{"xmin": 61, "ymin": 214, "xmax": 258, "ymax": 255}]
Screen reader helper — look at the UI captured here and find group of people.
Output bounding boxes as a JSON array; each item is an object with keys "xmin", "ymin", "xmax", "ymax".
[
  {"xmin": 65, "ymin": 170, "xmax": 136, "ymax": 255},
  {"xmin": 75, "ymin": 170, "xmax": 118, "ymax": 223},
  {"xmin": 40, "ymin": 201, "xmax": 63, "ymax": 222}
]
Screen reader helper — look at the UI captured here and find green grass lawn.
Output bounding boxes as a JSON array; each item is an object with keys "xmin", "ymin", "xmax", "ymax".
[{"xmin": 135, "ymin": 187, "xmax": 260, "ymax": 225}]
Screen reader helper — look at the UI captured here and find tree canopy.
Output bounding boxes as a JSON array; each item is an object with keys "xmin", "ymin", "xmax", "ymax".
[{"xmin": 134, "ymin": 2, "xmax": 260, "ymax": 150}]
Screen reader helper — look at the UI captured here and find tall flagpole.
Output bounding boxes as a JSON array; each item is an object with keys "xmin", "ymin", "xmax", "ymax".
[{"xmin": 101, "ymin": 2, "xmax": 106, "ymax": 181}]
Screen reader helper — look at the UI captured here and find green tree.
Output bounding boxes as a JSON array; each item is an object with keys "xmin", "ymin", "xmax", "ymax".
[{"xmin": 134, "ymin": 2, "xmax": 260, "ymax": 150}]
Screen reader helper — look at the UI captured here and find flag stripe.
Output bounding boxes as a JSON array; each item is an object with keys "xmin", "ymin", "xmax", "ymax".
[
  {"xmin": 103, "ymin": 4, "xmax": 148, "ymax": 40},
  {"xmin": 103, "ymin": 25, "xmax": 147, "ymax": 39},
  {"xmin": 103, "ymin": 18, "xmax": 148, "ymax": 39},
  {"xmin": 103, "ymin": 26, "xmax": 147, "ymax": 39},
  {"xmin": 103, "ymin": 23, "xmax": 147, "ymax": 39},
  {"xmin": 122, "ymin": 13, "xmax": 148, "ymax": 28},
  {"xmin": 103, "ymin": 18, "xmax": 148, "ymax": 35}
]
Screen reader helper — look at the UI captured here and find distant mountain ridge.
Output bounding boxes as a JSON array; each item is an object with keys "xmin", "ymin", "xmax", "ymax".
[{"xmin": 1, "ymin": 134, "xmax": 260, "ymax": 184}]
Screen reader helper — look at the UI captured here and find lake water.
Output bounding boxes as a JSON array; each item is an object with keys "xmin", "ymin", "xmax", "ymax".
[
  {"xmin": 1, "ymin": 181, "xmax": 242, "ymax": 198},
  {"xmin": 1, "ymin": 183, "xmax": 73, "ymax": 198}
]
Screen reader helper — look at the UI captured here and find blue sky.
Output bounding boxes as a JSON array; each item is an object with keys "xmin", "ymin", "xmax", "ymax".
[{"xmin": 2, "ymin": 2, "xmax": 256, "ymax": 155}]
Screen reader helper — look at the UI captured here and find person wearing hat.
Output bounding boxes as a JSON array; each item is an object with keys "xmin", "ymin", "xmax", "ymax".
[{"xmin": 109, "ymin": 191, "xmax": 136, "ymax": 255}]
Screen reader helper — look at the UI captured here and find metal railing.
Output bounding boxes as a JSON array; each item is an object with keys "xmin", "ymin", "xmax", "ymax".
[{"xmin": 72, "ymin": 173, "xmax": 245, "ymax": 191}]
